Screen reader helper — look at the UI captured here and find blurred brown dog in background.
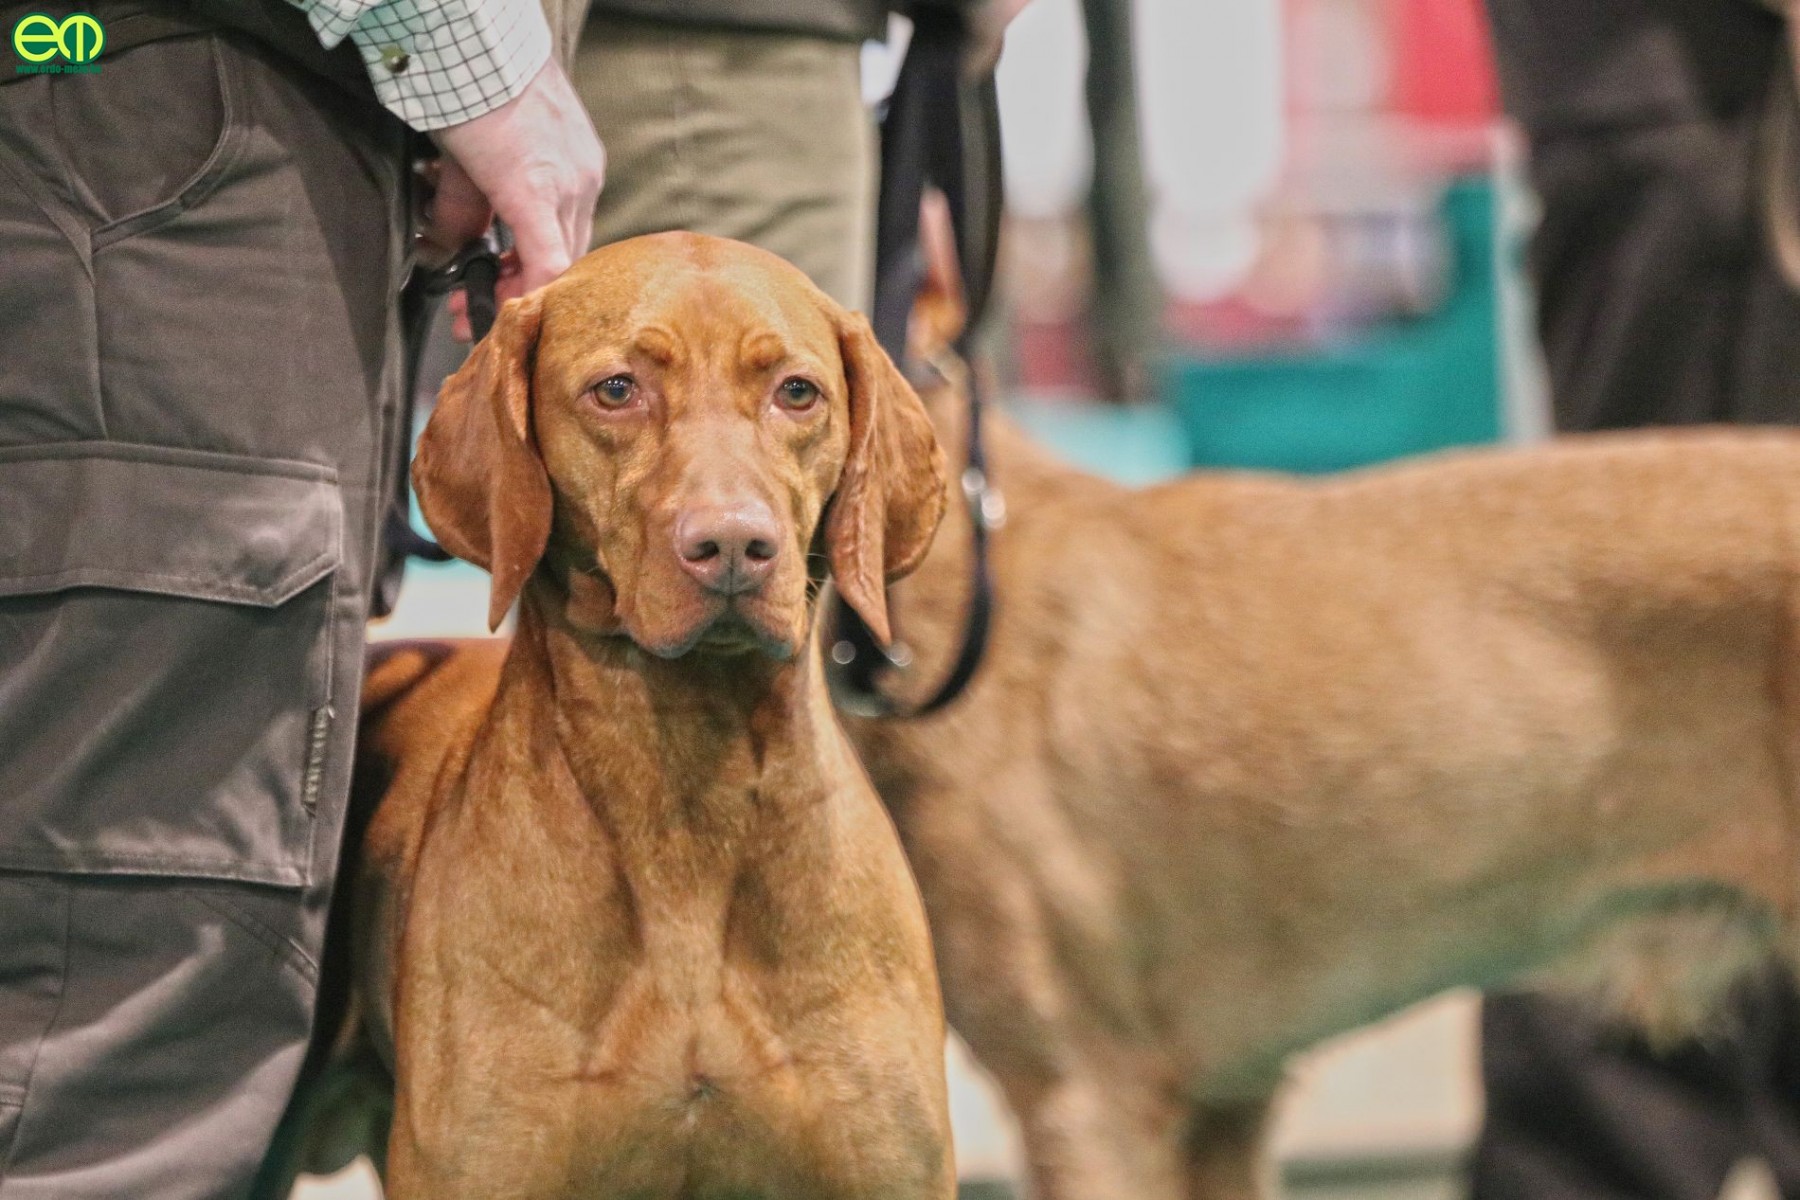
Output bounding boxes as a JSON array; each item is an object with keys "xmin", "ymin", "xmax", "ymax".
[
  {"xmin": 280, "ymin": 234, "xmax": 955, "ymax": 1200},
  {"xmin": 840, "ymin": 233, "xmax": 1800, "ymax": 1200}
]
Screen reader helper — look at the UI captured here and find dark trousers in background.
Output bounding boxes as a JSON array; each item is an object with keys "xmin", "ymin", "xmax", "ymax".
[
  {"xmin": 1474, "ymin": 2, "xmax": 1800, "ymax": 1194},
  {"xmin": 0, "ymin": 31, "xmax": 406, "ymax": 1199},
  {"xmin": 1523, "ymin": 117, "xmax": 1800, "ymax": 432},
  {"xmin": 1477, "ymin": 979, "xmax": 1800, "ymax": 1200}
]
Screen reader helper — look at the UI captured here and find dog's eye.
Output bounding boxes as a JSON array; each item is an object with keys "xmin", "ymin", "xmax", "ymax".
[
  {"xmin": 777, "ymin": 378, "xmax": 820, "ymax": 411},
  {"xmin": 588, "ymin": 375, "xmax": 636, "ymax": 409}
]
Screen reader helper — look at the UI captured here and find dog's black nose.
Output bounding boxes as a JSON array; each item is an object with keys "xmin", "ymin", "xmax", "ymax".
[{"xmin": 675, "ymin": 505, "xmax": 780, "ymax": 595}]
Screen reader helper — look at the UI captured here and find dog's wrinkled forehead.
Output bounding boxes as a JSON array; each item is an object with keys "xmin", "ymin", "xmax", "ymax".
[{"xmin": 535, "ymin": 233, "xmax": 841, "ymax": 387}]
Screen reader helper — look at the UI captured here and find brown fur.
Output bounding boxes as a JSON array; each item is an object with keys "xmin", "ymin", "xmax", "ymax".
[
  {"xmin": 339, "ymin": 234, "xmax": 955, "ymax": 1200},
  {"xmin": 838, "ymin": 260, "xmax": 1800, "ymax": 1199}
]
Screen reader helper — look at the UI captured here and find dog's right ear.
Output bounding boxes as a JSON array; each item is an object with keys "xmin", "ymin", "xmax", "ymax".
[{"xmin": 413, "ymin": 292, "xmax": 552, "ymax": 632}]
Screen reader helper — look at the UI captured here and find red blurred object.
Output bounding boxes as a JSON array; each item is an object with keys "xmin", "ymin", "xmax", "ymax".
[
  {"xmin": 1387, "ymin": 0, "xmax": 1498, "ymax": 123},
  {"xmin": 1014, "ymin": 317, "xmax": 1100, "ymax": 393}
]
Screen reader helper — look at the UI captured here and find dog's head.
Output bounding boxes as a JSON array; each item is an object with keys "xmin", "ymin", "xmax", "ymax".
[{"xmin": 413, "ymin": 233, "xmax": 947, "ymax": 660}]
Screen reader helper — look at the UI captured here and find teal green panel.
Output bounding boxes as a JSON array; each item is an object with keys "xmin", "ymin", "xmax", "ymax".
[
  {"xmin": 1004, "ymin": 397, "xmax": 1193, "ymax": 486},
  {"xmin": 1167, "ymin": 177, "xmax": 1504, "ymax": 474}
]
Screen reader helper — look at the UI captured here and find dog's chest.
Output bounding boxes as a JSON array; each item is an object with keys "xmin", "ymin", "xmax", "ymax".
[
  {"xmin": 390, "ymin": 697, "xmax": 946, "ymax": 1196},
  {"xmin": 438, "ymin": 953, "xmax": 940, "ymax": 1199}
]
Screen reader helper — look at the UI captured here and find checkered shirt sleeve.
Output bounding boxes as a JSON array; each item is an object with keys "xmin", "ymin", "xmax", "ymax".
[{"xmin": 287, "ymin": 0, "xmax": 552, "ymax": 130}]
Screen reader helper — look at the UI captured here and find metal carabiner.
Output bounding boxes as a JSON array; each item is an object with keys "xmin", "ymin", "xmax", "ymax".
[{"xmin": 410, "ymin": 223, "xmax": 510, "ymax": 342}]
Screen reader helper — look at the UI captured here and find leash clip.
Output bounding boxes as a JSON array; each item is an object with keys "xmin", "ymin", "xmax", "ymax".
[
  {"xmin": 410, "ymin": 223, "xmax": 509, "ymax": 342},
  {"xmin": 827, "ymin": 634, "xmax": 913, "ymax": 719},
  {"xmin": 411, "ymin": 225, "xmax": 505, "ymax": 295},
  {"xmin": 962, "ymin": 465, "xmax": 1006, "ymax": 531},
  {"xmin": 831, "ymin": 637, "xmax": 914, "ymax": 671}
]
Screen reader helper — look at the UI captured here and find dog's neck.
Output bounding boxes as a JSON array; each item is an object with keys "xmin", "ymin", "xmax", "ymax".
[{"xmin": 504, "ymin": 574, "xmax": 849, "ymax": 831}]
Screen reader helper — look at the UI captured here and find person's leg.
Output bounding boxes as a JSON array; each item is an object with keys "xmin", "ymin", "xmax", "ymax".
[
  {"xmin": 1524, "ymin": 117, "xmax": 1800, "ymax": 431},
  {"xmin": 0, "ymin": 32, "xmax": 407, "ymax": 1198},
  {"xmin": 1734, "ymin": 970, "xmax": 1800, "ymax": 1198},
  {"xmin": 1472, "ymin": 992, "xmax": 1754, "ymax": 1200},
  {"xmin": 570, "ymin": 14, "xmax": 876, "ymax": 309}
]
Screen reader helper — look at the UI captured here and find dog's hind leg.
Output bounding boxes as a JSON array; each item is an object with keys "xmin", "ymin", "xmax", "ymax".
[{"xmin": 1182, "ymin": 1100, "xmax": 1277, "ymax": 1200}]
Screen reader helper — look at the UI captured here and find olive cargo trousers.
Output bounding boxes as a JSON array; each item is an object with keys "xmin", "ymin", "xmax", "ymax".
[
  {"xmin": 0, "ymin": 31, "xmax": 407, "ymax": 1199},
  {"xmin": 572, "ymin": 13, "xmax": 876, "ymax": 309}
]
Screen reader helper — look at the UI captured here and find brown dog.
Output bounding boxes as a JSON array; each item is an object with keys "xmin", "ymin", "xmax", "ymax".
[
  {"xmin": 837, "ymin": 271, "xmax": 1800, "ymax": 1200},
  {"xmin": 320, "ymin": 233, "xmax": 955, "ymax": 1199}
]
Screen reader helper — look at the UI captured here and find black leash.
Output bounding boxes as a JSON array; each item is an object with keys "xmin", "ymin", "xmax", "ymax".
[
  {"xmin": 827, "ymin": 11, "xmax": 1005, "ymax": 719},
  {"xmin": 370, "ymin": 225, "xmax": 505, "ymax": 619}
]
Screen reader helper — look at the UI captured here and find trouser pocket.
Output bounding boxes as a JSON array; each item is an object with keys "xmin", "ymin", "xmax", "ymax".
[{"xmin": 0, "ymin": 442, "xmax": 344, "ymax": 887}]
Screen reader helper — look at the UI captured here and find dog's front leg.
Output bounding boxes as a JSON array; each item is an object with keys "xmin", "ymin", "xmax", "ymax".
[{"xmin": 1007, "ymin": 1061, "xmax": 1191, "ymax": 1200}]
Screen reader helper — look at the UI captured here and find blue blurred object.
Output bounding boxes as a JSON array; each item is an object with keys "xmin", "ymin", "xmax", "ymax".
[
  {"xmin": 1004, "ymin": 397, "xmax": 1193, "ymax": 485},
  {"xmin": 1166, "ymin": 177, "xmax": 1503, "ymax": 473}
]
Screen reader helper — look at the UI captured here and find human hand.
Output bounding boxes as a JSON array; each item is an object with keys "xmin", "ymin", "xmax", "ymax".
[{"xmin": 430, "ymin": 57, "xmax": 605, "ymax": 338}]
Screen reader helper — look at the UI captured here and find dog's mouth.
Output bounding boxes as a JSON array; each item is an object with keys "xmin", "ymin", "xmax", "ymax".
[
  {"xmin": 635, "ymin": 601, "xmax": 799, "ymax": 662},
  {"xmin": 576, "ymin": 554, "xmax": 805, "ymax": 662},
  {"xmin": 695, "ymin": 611, "xmax": 793, "ymax": 657}
]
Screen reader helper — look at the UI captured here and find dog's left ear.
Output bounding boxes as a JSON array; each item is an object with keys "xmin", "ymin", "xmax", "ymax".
[
  {"xmin": 909, "ymin": 190, "xmax": 968, "ymax": 363},
  {"xmin": 413, "ymin": 292, "xmax": 553, "ymax": 632},
  {"xmin": 824, "ymin": 311, "xmax": 949, "ymax": 646}
]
